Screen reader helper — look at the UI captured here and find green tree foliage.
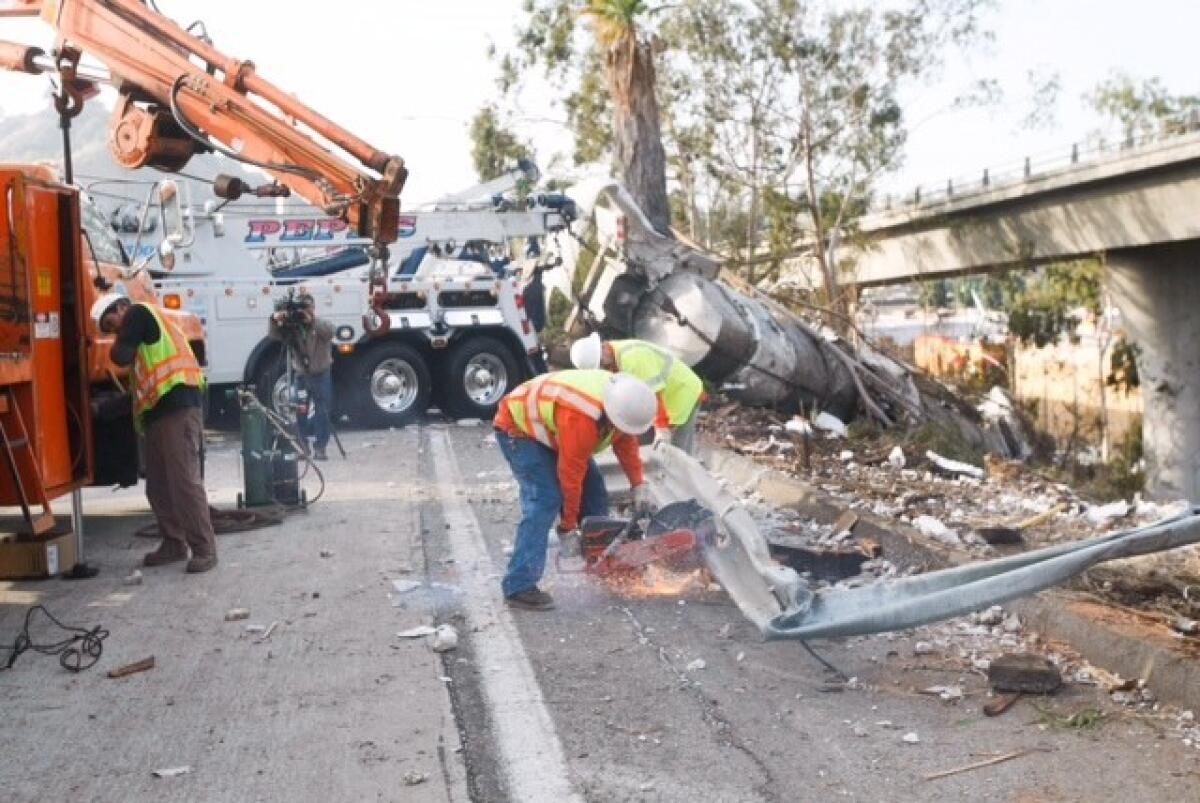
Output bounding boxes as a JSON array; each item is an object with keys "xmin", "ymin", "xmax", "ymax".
[
  {"xmin": 498, "ymin": 0, "xmax": 993, "ymax": 271},
  {"xmin": 917, "ymin": 279, "xmax": 951, "ymax": 310},
  {"xmin": 1106, "ymin": 338, "xmax": 1141, "ymax": 394},
  {"xmin": 468, "ymin": 105, "xmax": 532, "ymax": 181},
  {"xmin": 1005, "ymin": 261, "xmax": 1102, "ymax": 348},
  {"xmin": 1086, "ymin": 73, "xmax": 1200, "ymax": 142},
  {"xmin": 660, "ymin": 0, "xmax": 994, "ymax": 319},
  {"xmin": 506, "ymin": 0, "xmax": 672, "ymax": 234}
]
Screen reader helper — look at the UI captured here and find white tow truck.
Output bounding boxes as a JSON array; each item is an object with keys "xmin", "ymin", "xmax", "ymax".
[{"xmin": 118, "ymin": 164, "xmax": 572, "ymax": 426}]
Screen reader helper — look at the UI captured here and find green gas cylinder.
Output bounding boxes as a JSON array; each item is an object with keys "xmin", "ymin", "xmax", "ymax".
[{"xmin": 238, "ymin": 389, "xmax": 303, "ymax": 508}]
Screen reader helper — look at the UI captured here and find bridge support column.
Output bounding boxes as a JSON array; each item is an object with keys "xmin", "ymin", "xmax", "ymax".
[{"xmin": 1107, "ymin": 241, "xmax": 1200, "ymax": 501}]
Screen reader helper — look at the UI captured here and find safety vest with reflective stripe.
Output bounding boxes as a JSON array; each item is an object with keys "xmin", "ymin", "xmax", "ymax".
[
  {"xmin": 611, "ymin": 340, "xmax": 702, "ymax": 427},
  {"xmin": 503, "ymin": 369, "xmax": 614, "ymax": 452},
  {"xmin": 132, "ymin": 303, "xmax": 205, "ymax": 428}
]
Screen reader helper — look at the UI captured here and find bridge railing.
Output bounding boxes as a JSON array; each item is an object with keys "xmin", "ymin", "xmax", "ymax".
[{"xmin": 872, "ymin": 109, "xmax": 1200, "ymax": 213}]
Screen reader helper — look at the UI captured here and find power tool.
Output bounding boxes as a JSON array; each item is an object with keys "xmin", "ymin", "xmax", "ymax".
[{"xmin": 560, "ymin": 500, "xmax": 714, "ymax": 577}]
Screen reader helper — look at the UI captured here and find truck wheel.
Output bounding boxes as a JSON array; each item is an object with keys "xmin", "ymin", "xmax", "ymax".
[
  {"xmin": 352, "ymin": 341, "xmax": 431, "ymax": 427},
  {"xmin": 252, "ymin": 353, "xmax": 292, "ymax": 420},
  {"xmin": 442, "ymin": 336, "xmax": 521, "ymax": 420}
]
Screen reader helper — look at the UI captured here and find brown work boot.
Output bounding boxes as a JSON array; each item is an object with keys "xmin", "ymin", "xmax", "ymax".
[
  {"xmin": 505, "ymin": 587, "xmax": 555, "ymax": 611},
  {"xmin": 143, "ymin": 542, "xmax": 188, "ymax": 567},
  {"xmin": 186, "ymin": 554, "xmax": 218, "ymax": 574}
]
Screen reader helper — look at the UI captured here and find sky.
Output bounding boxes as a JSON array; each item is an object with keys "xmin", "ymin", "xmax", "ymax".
[{"xmin": 1, "ymin": 0, "xmax": 1197, "ymax": 205}]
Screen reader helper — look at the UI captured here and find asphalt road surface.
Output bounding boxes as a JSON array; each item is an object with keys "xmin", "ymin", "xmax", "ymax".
[{"xmin": 1, "ymin": 421, "xmax": 1197, "ymax": 802}]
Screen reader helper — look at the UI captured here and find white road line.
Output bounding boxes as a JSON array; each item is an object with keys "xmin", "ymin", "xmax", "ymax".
[{"xmin": 429, "ymin": 430, "xmax": 584, "ymax": 803}]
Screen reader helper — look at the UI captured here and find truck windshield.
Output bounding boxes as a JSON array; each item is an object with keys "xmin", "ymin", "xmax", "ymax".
[{"xmin": 80, "ymin": 195, "xmax": 128, "ymax": 265}]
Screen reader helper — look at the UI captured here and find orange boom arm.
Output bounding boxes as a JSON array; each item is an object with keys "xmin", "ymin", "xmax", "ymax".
[{"xmin": 0, "ymin": 0, "xmax": 405, "ymax": 245}]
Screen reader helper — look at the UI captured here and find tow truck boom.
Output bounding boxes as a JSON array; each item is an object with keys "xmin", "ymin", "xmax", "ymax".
[{"xmin": 0, "ymin": 0, "xmax": 405, "ymax": 319}]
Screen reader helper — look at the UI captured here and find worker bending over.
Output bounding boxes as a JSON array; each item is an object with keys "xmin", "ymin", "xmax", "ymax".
[
  {"xmin": 571, "ymin": 334, "xmax": 704, "ymax": 454},
  {"xmin": 493, "ymin": 369, "xmax": 657, "ymax": 610},
  {"xmin": 92, "ymin": 293, "xmax": 217, "ymax": 573}
]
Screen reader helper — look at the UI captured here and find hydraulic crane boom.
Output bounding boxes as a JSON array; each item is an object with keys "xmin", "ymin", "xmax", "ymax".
[{"xmin": 1, "ymin": 0, "xmax": 406, "ymax": 327}]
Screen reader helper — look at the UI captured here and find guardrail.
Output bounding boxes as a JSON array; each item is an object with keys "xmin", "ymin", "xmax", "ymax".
[{"xmin": 871, "ymin": 110, "xmax": 1200, "ymax": 213}]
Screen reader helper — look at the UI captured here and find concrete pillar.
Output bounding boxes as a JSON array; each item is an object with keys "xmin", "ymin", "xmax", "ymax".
[{"xmin": 1107, "ymin": 241, "xmax": 1200, "ymax": 501}]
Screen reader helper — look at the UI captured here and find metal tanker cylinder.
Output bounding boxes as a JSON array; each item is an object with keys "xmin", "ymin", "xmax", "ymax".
[
  {"xmin": 631, "ymin": 271, "xmax": 858, "ymax": 417},
  {"xmin": 632, "ymin": 272, "xmax": 756, "ymax": 380}
]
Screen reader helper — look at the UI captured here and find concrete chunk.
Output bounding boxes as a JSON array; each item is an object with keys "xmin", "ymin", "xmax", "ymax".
[{"xmin": 987, "ymin": 653, "xmax": 1062, "ymax": 694}]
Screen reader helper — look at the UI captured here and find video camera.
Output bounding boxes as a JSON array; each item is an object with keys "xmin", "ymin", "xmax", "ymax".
[{"xmin": 273, "ymin": 290, "xmax": 313, "ymax": 328}]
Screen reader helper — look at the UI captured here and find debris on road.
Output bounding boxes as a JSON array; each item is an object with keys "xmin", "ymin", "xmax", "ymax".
[
  {"xmin": 402, "ymin": 770, "xmax": 428, "ymax": 786},
  {"xmin": 785, "ymin": 417, "xmax": 812, "ymax": 436},
  {"xmin": 431, "ymin": 624, "xmax": 459, "ymax": 653},
  {"xmin": 123, "ymin": 570, "xmax": 144, "ymax": 586},
  {"xmin": 813, "ymin": 412, "xmax": 847, "ymax": 438},
  {"xmin": 1085, "ymin": 500, "xmax": 1131, "ymax": 526},
  {"xmin": 319, "ymin": 549, "xmax": 334, "ymax": 558},
  {"xmin": 983, "ymin": 692, "xmax": 1024, "ymax": 717},
  {"xmin": 107, "ymin": 656, "xmax": 155, "ymax": 679},
  {"xmin": 888, "ymin": 446, "xmax": 906, "ymax": 469},
  {"xmin": 925, "ymin": 450, "xmax": 985, "ymax": 480},
  {"xmin": 390, "ymin": 579, "xmax": 422, "ymax": 596},
  {"xmin": 987, "ymin": 653, "xmax": 1063, "ymax": 694},
  {"xmin": 258, "ymin": 621, "xmax": 280, "ymax": 642},
  {"xmin": 685, "ymin": 658, "xmax": 707, "ymax": 672},
  {"xmin": 913, "ymin": 515, "xmax": 960, "ymax": 546},
  {"xmin": 902, "ymin": 732, "xmax": 921, "ymax": 744},
  {"xmin": 224, "ymin": 608, "xmax": 250, "ymax": 622},
  {"xmin": 974, "ymin": 526, "xmax": 1023, "ymax": 546},
  {"xmin": 397, "ymin": 625, "xmax": 437, "ymax": 639},
  {"xmin": 151, "ymin": 766, "xmax": 193, "ymax": 779},
  {"xmin": 924, "ymin": 749, "xmax": 1040, "ymax": 781},
  {"xmin": 921, "ymin": 684, "xmax": 965, "ymax": 702}
]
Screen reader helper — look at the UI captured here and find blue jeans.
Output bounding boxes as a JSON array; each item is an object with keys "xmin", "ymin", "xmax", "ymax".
[
  {"xmin": 298, "ymin": 370, "xmax": 333, "ymax": 449},
  {"xmin": 495, "ymin": 430, "xmax": 609, "ymax": 596}
]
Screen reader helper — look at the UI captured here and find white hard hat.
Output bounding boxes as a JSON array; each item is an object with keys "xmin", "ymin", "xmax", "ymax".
[
  {"xmin": 90, "ymin": 291, "xmax": 127, "ymax": 331},
  {"xmin": 570, "ymin": 332, "xmax": 603, "ymax": 370},
  {"xmin": 603, "ymin": 373, "xmax": 657, "ymax": 435}
]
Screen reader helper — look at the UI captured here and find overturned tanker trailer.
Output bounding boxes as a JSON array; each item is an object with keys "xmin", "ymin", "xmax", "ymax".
[
  {"xmin": 557, "ymin": 179, "xmax": 1019, "ymax": 455},
  {"xmin": 599, "ymin": 445, "xmax": 1200, "ymax": 641}
]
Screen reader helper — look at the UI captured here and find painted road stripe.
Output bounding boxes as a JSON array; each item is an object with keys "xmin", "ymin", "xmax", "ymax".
[{"xmin": 429, "ymin": 430, "xmax": 583, "ymax": 803}]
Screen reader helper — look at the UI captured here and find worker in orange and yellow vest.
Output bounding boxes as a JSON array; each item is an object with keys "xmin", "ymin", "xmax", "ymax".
[
  {"xmin": 493, "ymin": 369, "xmax": 657, "ymax": 610},
  {"xmin": 92, "ymin": 292, "xmax": 217, "ymax": 574},
  {"xmin": 571, "ymin": 333, "xmax": 704, "ymax": 454}
]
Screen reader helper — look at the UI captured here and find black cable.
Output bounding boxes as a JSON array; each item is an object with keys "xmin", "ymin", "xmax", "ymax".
[
  {"xmin": 167, "ymin": 76, "xmax": 329, "ymax": 187},
  {"xmin": 0, "ymin": 605, "xmax": 108, "ymax": 673},
  {"xmin": 798, "ymin": 639, "xmax": 848, "ymax": 681}
]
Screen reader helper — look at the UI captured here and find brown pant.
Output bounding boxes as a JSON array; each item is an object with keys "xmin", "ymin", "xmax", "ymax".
[{"xmin": 144, "ymin": 406, "xmax": 217, "ymax": 559}]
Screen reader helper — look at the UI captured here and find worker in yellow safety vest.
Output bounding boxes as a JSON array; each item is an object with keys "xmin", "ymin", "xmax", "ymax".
[
  {"xmin": 571, "ymin": 333, "xmax": 704, "ymax": 454},
  {"xmin": 493, "ymin": 369, "xmax": 657, "ymax": 610},
  {"xmin": 92, "ymin": 291, "xmax": 217, "ymax": 574}
]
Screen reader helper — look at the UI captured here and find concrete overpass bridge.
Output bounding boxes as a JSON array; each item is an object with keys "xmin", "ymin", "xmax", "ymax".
[{"xmin": 818, "ymin": 119, "xmax": 1200, "ymax": 501}]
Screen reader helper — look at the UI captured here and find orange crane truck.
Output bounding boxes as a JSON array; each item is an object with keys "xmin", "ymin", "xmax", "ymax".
[{"xmin": 0, "ymin": 0, "xmax": 406, "ymax": 571}]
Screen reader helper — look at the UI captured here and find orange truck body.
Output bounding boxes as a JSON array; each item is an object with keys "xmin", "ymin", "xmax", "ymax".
[{"xmin": 0, "ymin": 163, "xmax": 205, "ymax": 511}]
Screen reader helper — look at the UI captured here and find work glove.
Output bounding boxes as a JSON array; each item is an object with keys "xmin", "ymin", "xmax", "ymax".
[
  {"xmin": 652, "ymin": 429, "xmax": 671, "ymax": 449},
  {"xmin": 556, "ymin": 525, "xmax": 582, "ymax": 558},
  {"xmin": 631, "ymin": 483, "xmax": 655, "ymax": 517}
]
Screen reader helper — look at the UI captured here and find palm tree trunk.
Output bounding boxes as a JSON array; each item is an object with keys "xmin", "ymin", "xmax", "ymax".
[{"xmin": 605, "ymin": 37, "xmax": 672, "ymax": 236}]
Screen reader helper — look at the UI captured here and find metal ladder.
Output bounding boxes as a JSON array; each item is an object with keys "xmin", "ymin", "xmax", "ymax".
[{"xmin": 0, "ymin": 390, "xmax": 55, "ymax": 535}]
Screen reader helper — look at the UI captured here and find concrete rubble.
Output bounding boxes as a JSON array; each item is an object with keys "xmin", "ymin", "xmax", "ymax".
[{"xmin": 701, "ymin": 400, "xmax": 1200, "ymax": 620}]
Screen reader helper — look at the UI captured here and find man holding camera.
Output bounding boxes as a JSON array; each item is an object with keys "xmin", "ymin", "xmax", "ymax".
[{"xmin": 269, "ymin": 294, "xmax": 335, "ymax": 460}]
